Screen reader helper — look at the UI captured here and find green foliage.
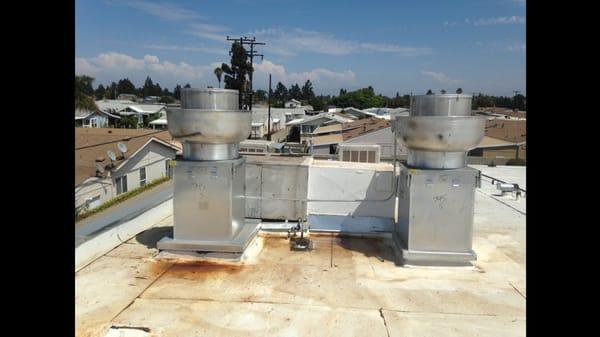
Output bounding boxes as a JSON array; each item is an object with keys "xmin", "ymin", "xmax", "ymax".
[
  {"xmin": 222, "ymin": 42, "xmax": 253, "ymax": 108},
  {"xmin": 75, "ymin": 176, "xmax": 171, "ymax": 222},
  {"xmin": 289, "ymin": 83, "xmax": 301, "ymax": 99},
  {"xmin": 173, "ymin": 84, "xmax": 182, "ymax": 100},
  {"xmin": 75, "ymin": 75, "xmax": 99, "ymax": 111},
  {"xmin": 141, "ymin": 76, "xmax": 163, "ymax": 97},
  {"xmin": 117, "ymin": 78, "xmax": 136, "ymax": 95},
  {"xmin": 95, "ymin": 84, "xmax": 106, "ymax": 100},
  {"xmin": 330, "ymin": 86, "xmax": 386, "ymax": 109},
  {"xmin": 119, "ymin": 115, "xmax": 138, "ymax": 128},
  {"xmin": 273, "ymin": 82, "xmax": 288, "ymax": 105},
  {"xmin": 301, "ymin": 80, "xmax": 315, "ymax": 100},
  {"xmin": 159, "ymin": 96, "xmax": 174, "ymax": 104},
  {"xmin": 254, "ymin": 89, "xmax": 267, "ymax": 102},
  {"xmin": 471, "ymin": 93, "xmax": 525, "ymax": 110}
]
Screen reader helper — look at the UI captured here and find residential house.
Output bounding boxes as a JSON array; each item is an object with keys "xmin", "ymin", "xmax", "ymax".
[
  {"xmin": 75, "ymin": 109, "xmax": 121, "ymax": 128},
  {"xmin": 117, "ymin": 94, "xmax": 138, "ymax": 101},
  {"xmin": 96, "ymin": 99, "xmax": 167, "ymax": 128},
  {"xmin": 311, "ymin": 118, "xmax": 397, "ymax": 158},
  {"xmin": 75, "ymin": 128, "xmax": 180, "ymax": 212},
  {"xmin": 468, "ymin": 119, "xmax": 526, "ymax": 161},
  {"xmin": 285, "ymin": 99, "xmax": 302, "ymax": 108},
  {"xmin": 287, "ymin": 112, "xmax": 354, "ymax": 144}
]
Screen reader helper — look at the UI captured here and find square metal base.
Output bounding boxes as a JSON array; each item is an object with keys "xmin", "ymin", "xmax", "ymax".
[
  {"xmin": 392, "ymin": 232, "xmax": 476, "ymax": 266},
  {"xmin": 157, "ymin": 219, "xmax": 261, "ymax": 254}
]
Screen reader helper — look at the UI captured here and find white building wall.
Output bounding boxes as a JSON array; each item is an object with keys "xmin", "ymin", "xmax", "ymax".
[
  {"xmin": 113, "ymin": 141, "xmax": 176, "ymax": 191},
  {"xmin": 76, "ymin": 141, "xmax": 176, "ymax": 211},
  {"xmin": 75, "ymin": 177, "xmax": 115, "ymax": 209}
]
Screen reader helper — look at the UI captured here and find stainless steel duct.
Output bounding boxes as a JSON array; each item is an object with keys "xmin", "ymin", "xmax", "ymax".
[
  {"xmin": 158, "ymin": 88, "xmax": 259, "ymax": 255},
  {"xmin": 167, "ymin": 88, "xmax": 251, "ymax": 161},
  {"xmin": 396, "ymin": 94, "xmax": 485, "ymax": 169},
  {"xmin": 393, "ymin": 93, "xmax": 485, "ymax": 265}
]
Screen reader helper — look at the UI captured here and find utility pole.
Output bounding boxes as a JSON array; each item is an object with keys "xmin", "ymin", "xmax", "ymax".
[
  {"xmin": 226, "ymin": 36, "xmax": 265, "ymax": 111},
  {"xmin": 267, "ymin": 73, "xmax": 271, "ymax": 141}
]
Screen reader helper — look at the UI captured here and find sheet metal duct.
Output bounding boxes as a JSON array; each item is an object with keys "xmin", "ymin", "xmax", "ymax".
[
  {"xmin": 393, "ymin": 94, "xmax": 484, "ymax": 265},
  {"xmin": 158, "ymin": 88, "xmax": 259, "ymax": 255}
]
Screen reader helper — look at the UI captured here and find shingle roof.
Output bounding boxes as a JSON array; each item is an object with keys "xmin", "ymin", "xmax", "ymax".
[
  {"xmin": 484, "ymin": 119, "xmax": 526, "ymax": 143},
  {"xmin": 75, "ymin": 128, "xmax": 180, "ymax": 186}
]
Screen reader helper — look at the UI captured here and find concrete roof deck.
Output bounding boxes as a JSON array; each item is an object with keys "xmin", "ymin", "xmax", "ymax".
[{"xmin": 76, "ymin": 165, "xmax": 526, "ymax": 337}]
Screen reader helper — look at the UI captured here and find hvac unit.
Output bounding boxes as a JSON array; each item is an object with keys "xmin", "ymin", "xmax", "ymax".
[{"xmin": 338, "ymin": 144, "xmax": 381, "ymax": 163}]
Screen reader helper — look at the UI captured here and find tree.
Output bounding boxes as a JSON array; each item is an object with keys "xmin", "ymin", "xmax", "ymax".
[
  {"xmin": 214, "ymin": 67, "xmax": 224, "ymax": 88},
  {"xmin": 254, "ymin": 89, "xmax": 267, "ymax": 102},
  {"xmin": 117, "ymin": 78, "xmax": 136, "ymax": 95},
  {"xmin": 339, "ymin": 88, "xmax": 347, "ymax": 96},
  {"xmin": 173, "ymin": 84, "xmax": 182, "ymax": 100},
  {"xmin": 330, "ymin": 86, "xmax": 386, "ymax": 109},
  {"xmin": 273, "ymin": 82, "xmax": 288, "ymax": 106},
  {"xmin": 221, "ymin": 41, "xmax": 253, "ymax": 108},
  {"xmin": 159, "ymin": 96, "xmax": 174, "ymax": 104},
  {"xmin": 107, "ymin": 82, "xmax": 117, "ymax": 99},
  {"xmin": 75, "ymin": 75, "xmax": 98, "ymax": 111},
  {"xmin": 289, "ymin": 83, "xmax": 301, "ymax": 99},
  {"xmin": 95, "ymin": 84, "xmax": 106, "ymax": 100},
  {"xmin": 513, "ymin": 94, "xmax": 526, "ymax": 111},
  {"xmin": 142, "ymin": 76, "xmax": 155, "ymax": 98},
  {"xmin": 184, "ymin": 83, "xmax": 191, "ymax": 88},
  {"xmin": 301, "ymin": 80, "xmax": 315, "ymax": 100}
]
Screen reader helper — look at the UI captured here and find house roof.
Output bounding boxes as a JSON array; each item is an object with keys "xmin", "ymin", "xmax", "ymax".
[
  {"xmin": 476, "ymin": 136, "xmax": 521, "ymax": 149},
  {"xmin": 311, "ymin": 117, "xmax": 391, "ymax": 146},
  {"xmin": 342, "ymin": 118, "xmax": 391, "ymax": 141},
  {"xmin": 286, "ymin": 112, "xmax": 353, "ymax": 126},
  {"xmin": 484, "ymin": 119, "xmax": 526, "ymax": 143},
  {"xmin": 75, "ymin": 128, "xmax": 180, "ymax": 187},
  {"xmin": 312, "ymin": 133, "xmax": 344, "ymax": 146},
  {"xmin": 125, "ymin": 104, "xmax": 167, "ymax": 114},
  {"xmin": 96, "ymin": 100, "xmax": 136, "ymax": 113},
  {"xmin": 75, "ymin": 109, "xmax": 121, "ymax": 120}
]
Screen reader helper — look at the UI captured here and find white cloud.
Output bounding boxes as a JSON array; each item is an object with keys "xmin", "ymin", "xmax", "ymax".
[
  {"xmin": 422, "ymin": 71, "xmax": 461, "ymax": 85},
  {"xmin": 250, "ymin": 27, "xmax": 431, "ymax": 56},
  {"xmin": 253, "ymin": 59, "xmax": 356, "ymax": 87},
  {"xmin": 507, "ymin": 43, "xmax": 526, "ymax": 52},
  {"xmin": 186, "ymin": 23, "xmax": 231, "ymax": 42},
  {"xmin": 117, "ymin": 0, "xmax": 202, "ymax": 21},
  {"xmin": 474, "ymin": 16, "xmax": 525, "ymax": 26},
  {"xmin": 143, "ymin": 44, "xmax": 228, "ymax": 55},
  {"xmin": 75, "ymin": 52, "xmax": 211, "ymax": 83}
]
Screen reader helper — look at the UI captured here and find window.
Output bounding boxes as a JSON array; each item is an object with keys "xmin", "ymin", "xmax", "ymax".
[
  {"xmin": 90, "ymin": 117, "xmax": 98, "ymax": 128},
  {"xmin": 139, "ymin": 167, "xmax": 146, "ymax": 186},
  {"xmin": 116, "ymin": 175, "xmax": 128, "ymax": 195}
]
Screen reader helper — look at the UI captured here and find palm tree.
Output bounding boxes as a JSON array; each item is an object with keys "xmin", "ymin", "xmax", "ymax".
[{"xmin": 214, "ymin": 67, "xmax": 223, "ymax": 88}]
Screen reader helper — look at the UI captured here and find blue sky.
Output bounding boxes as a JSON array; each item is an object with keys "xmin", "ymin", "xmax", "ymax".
[{"xmin": 76, "ymin": 0, "xmax": 526, "ymax": 97}]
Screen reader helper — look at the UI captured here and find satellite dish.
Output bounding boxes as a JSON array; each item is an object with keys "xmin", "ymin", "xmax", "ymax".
[
  {"xmin": 107, "ymin": 150, "xmax": 117, "ymax": 161},
  {"xmin": 95, "ymin": 162, "xmax": 105, "ymax": 174},
  {"xmin": 118, "ymin": 142, "xmax": 128, "ymax": 153}
]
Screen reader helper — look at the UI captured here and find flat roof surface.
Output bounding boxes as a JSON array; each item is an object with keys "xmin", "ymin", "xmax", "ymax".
[{"xmin": 76, "ymin": 165, "xmax": 526, "ymax": 337}]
